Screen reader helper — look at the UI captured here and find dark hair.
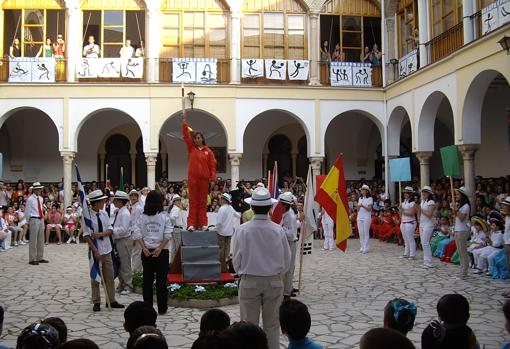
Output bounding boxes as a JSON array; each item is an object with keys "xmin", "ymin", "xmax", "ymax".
[
  {"xmin": 437, "ymin": 294, "xmax": 470, "ymax": 325},
  {"xmin": 458, "ymin": 192, "xmax": 470, "ymax": 210},
  {"xmin": 199, "ymin": 309, "xmax": 230, "ymax": 337},
  {"xmin": 503, "ymin": 300, "xmax": 510, "ymax": 322},
  {"xmin": 421, "ymin": 321, "xmax": 477, "ymax": 349},
  {"xmin": 17, "ymin": 323, "xmax": 60, "ymax": 349},
  {"xmin": 225, "ymin": 321, "xmax": 268, "ymax": 349},
  {"xmin": 384, "ymin": 299, "xmax": 416, "ymax": 335},
  {"xmin": 42, "ymin": 317, "xmax": 67, "ymax": 344},
  {"xmin": 360, "ymin": 328, "xmax": 415, "ymax": 349},
  {"xmin": 124, "ymin": 301, "xmax": 158, "ymax": 334},
  {"xmin": 143, "ymin": 190, "xmax": 164, "ymax": 216},
  {"xmin": 279, "ymin": 299, "xmax": 311, "ymax": 340},
  {"xmin": 191, "ymin": 332, "xmax": 235, "ymax": 349},
  {"xmin": 192, "ymin": 131, "xmax": 206, "ymax": 146},
  {"xmin": 252, "ymin": 205, "xmax": 272, "ymax": 215},
  {"xmin": 127, "ymin": 326, "xmax": 167, "ymax": 349},
  {"xmin": 0, "ymin": 305, "xmax": 3, "ymax": 324},
  {"xmin": 61, "ymin": 339, "xmax": 100, "ymax": 349}
]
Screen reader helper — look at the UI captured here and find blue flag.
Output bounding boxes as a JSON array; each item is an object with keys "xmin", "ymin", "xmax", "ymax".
[
  {"xmin": 389, "ymin": 157, "xmax": 412, "ymax": 182},
  {"xmin": 76, "ymin": 165, "xmax": 101, "ymax": 283}
]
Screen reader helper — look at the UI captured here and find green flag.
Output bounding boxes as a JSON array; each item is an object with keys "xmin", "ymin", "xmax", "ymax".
[
  {"xmin": 440, "ymin": 145, "xmax": 460, "ymax": 177},
  {"xmin": 119, "ymin": 167, "xmax": 125, "ymax": 191}
]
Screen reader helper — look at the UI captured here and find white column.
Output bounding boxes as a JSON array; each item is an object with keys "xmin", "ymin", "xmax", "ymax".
[
  {"xmin": 61, "ymin": 151, "xmax": 76, "ymax": 209},
  {"xmin": 130, "ymin": 153, "xmax": 136, "ymax": 186},
  {"xmin": 417, "ymin": 0, "xmax": 429, "ymax": 67},
  {"xmin": 230, "ymin": 5, "xmax": 241, "ymax": 84},
  {"xmin": 308, "ymin": 12, "xmax": 320, "ymax": 86},
  {"xmin": 463, "ymin": 0, "xmax": 474, "ymax": 44},
  {"xmin": 65, "ymin": 1, "xmax": 83, "ymax": 82},
  {"xmin": 145, "ymin": 153, "xmax": 158, "ymax": 190},
  {"xmin": 309, "ymin": 156, "xmax": 323, "ymax": 179},
  {"xmin": 146, "ymin": 7, "xmax": 160, "ymax": 83},
  {"xmin": 414, "ymin": 151, "xmax": 433, "ymax": 189},
  {"xmin": 229, "ymin": 153, "xmax": 242, "ymax": 190},
  {"xmin": 99, "ymin": 152, "xmax": 106, "ymax": 183},
  {"xmin": 459, "ymin": 144, "xmax": 479, "ymax": 212},
  {"xmin": 386, "ymin": 155, "xmax": 397, "ymax": 205}
]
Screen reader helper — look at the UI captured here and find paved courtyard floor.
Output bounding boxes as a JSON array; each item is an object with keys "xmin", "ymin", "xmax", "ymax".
[{"xmin": 0, "ymin": 239, "xmax": 508, "ymax": 348}]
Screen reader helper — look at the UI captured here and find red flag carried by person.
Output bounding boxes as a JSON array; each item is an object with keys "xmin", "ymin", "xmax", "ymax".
[
  {"xmin": 268, "ymin": 161, "xmax": 283, "ymax": 224},
  {"xmin": 314, "ymin": 154, "xmax": 351, "ymax": 251}
]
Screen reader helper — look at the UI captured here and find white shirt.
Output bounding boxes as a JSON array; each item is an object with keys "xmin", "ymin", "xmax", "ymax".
[
  {"xmin": 401, "ymin": 199, "xmax": 416, "ymax": 223},
  {"xmin": 454, "ymin": 204, "xmax": 470, "ymax": 232},
  {"xmin": 112, "ymin": 205, "xmax": 131, "ymax": 240},
  {"xmin": 281, "ymin": 209, "xmax": 298, "ymax": 241},
  {"xmin": 83, "ymin": 43, "xmax": 100, "ymax": 58},
  {"xmin": 357, "ymin": 196, "xmax": 373, "ymax": 220},
  {"xmin": 232, "ymin": 214, "xmax": 291, "ymax": 276},
  {"xmin": 169, "ymin": 205, "xmax": 185, "ymax": 228},
  {"xmin": 420, "ymin": 200, "xmax": 435, "ymax": 227},
  {"xmin": 504, "ymin": 216, "xmax": 510, "ymax": 245},
  {"xmin": 119, "ymin": 45, "xmax": 134, "ymax": 59},
  {"xmin": 130, "ymin": 201, "xmax": 143, "ymax": 232},
  {"xmin": 322, "ymin": 211, "xmax": 334, "ymax": 228},
  {"xmin": 0, "ymin": 190, "xmax": 9, "ymax": 206},
  {"xmin": 83, "ymin": 209, "xmax": 113, "ymax": 256},
  {"xmin": 25, "ymin": 194, "xmax": 43, "ymax": 218},
  {"xmin": 471, "ymin": 227, "xmax": 486, "ymax": 245},
  {"xmin": 490, "ymin": 231, "xmax": 504, "ymax": 248},
  {"xmin": 216, "ymin": 204, "xmax": 241, "ymax": 237},
  {"xmin": 132, "ymin": 212, "xmax": 173, "ymax": 249}
]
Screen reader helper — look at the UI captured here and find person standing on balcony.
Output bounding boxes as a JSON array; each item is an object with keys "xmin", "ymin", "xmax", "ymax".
[
  {"xmin": 181, "ymin": 112, "xmax": 217, "ymax": 231},
  {"xmin": 369, "ymin": 44, "xmax": 382, "ymax": 65},
  {"xmin": 135, "ymin": 40, "xmax": 145, "ymax": 58},
  {"xmin": 53, "ymin": 34, "xmax": 65, "ymax": 59},
  {"xmin": 36, "ymin": 38, "xmax": 53, "ymax": 58},
  {"xmin": 83, "ymin": 35, "xmax": 100, "ymax": 58},
  {"xmin": 119, "ymin": 39, "xmax": 134, "ymax": 59},
  {"xmin": 320, "ymin": 40, "xmax": 331, "ymax": 63},
  {"xmin": 9, "ymin": 38, "xmax": 21, "ymax": 58}
]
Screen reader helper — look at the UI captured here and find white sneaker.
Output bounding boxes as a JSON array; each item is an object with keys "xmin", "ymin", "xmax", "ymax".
[
  {"xmin": 76, "ymin": 238, "xmax": 80, "ymax": 245},
  {"xmin": 13, "ymin": 241, "xmax": 18, "ymax": 246},
  {"xmin": 72, "ymin": 237, "xmax": 76, "ymax": 242},
  {"xmin": 120, "ymin": 288, "xmax": 130, "ymax": 295},
  {"xmin": 23, "ymin": 239, "xmax": 29, "ymax": 243},
  {"xmin": 399, "ymin": 255, "xmax": 409, "ymax": 259},
  {"xmin": 187, "ymin": 226, "xmax": 195, "ymax": 231},
  {"xmin": 66, "ymin": 238, "xmax": 72, "ymax": 244},
  {"xmin": 19, "ymin": 240, "xmax": 26, "ymax": 245}
]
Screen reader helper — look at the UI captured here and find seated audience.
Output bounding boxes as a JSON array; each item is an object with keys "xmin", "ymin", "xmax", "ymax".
[
  {"xmin": 383, "ymin": 299, "xmax": 416, "ymax": 336},
  {"xmin": 16, "ymin": 322, "xmax": 60, "ymax": 349},
  {"xmin": 199, "ymin": 309, "xmax": 230, "ymax": 337},
  {"xmin": 41, "ymin": 317, "xmax": 67, "ymax": 345},
  {"xmin": 124, "ymin": 301, "xmax": 158, "ymax": 335},
  {"xmin": 501, "ymin": 300, "xmax": 510, "ymax": 349},
  {"xmin": 126, "ymin": 325, "xmax": 167, "ymax": 349},
  {"xmin": 61, "ymin": 339, "xmax": 100, "ymax": 349},
  {"xmin": 279, "ymin": 299, "xmax": 324, "ymax": 349},
  {"xmin": 0, "ymin": 305, "xmax": 7, "ymax": 349},
  {"xmin": 225, "ymin": 321, "xmax": 269, "ymax": 349},
  {"xmin": 359, "ymin": 328, "xmax": 415, "ymax": 349}
]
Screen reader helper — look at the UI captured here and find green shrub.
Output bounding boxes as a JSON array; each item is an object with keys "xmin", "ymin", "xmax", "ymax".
[{"xmin": 168, "ymin": 283, "xmax": 238, "ymax": 301}]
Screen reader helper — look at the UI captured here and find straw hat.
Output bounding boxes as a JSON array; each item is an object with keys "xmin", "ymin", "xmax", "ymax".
[
  {"xmin": 455, "ymin": 186, "xmax": 470, "ymax": 197},
  {"xmin": 32, "ymin": 182, "xmax": 44, "ymax": 189},
  {"xmin": 470, "ymin": 214, "xmax": 489, "ymax": 233},
  {"xmin": 113, "ymin": 190, "xmax": 129, "ymax": 200},
  {"xmin": 244, "ymin": 187, "xmax": 278, "ymax": 206},
  {"xmin": 128, "ymin": 189, "xmax": 139, "ymax": 197},
  {"xmin": 421, "ymin": 186, "xmax": 433, "ymax": 194},
  {"xmin": 501, "ymin": 196, "xmax": 510, "ymax": 206},
  {"xmin": 221, "ymin": 193, "xmax": 232, "ymax": 203},
  {"xmin": 87, "ymin": 189, "xmax": 107, "ymax": 202},
  {"xmin": 403, "ymin": 186, "xmax": 415, "ymax": 193},
  {"xmin": 279, "ymin": 192, "xmax": 294, "ymax": 205},
  {"xmin": 361, "ymin": 184, "xmax": 371, "ymax": 192}
]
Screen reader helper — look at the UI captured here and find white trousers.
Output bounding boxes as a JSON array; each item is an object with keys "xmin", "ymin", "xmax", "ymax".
[
  {"xmin": 1, "ymin": 230, "xmax": 12, "ymax": 249},
  {"xmin": 323, "ymin": 225, "xmax": 335, "ymax": 250},
  {"xmin": 357, "ymin": 218, "xmax": 371, "ymax": 252},
  {"xmin": 400, "ymin": 222, "xmax": 416, "ymax": 257},
  {"xmin": 420, "ymin": 225, "xmax": 434, "ymax": 265},
  {"xmin": 474, "ymin": 246, "xmax": 499, "ymax": 271}
]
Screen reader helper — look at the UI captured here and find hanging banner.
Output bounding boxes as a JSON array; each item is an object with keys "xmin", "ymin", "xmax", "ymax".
[
  {"xmin": 121, "ymin": 58, "xmax": 144, "ymax": 79},
  {"xmin": 172, "ymin": 58, "xmax": 196, "ymax": 83},
  {"xmin": 31, "ymin": 58, "xmax": 56, "ymax": 82},
  {"xmin": 499, "ymin": 0, "xmax": 510, "ymax": 27},
  {"xmin": 399, "ymin": 58, "xmax": 408, "ymax": 78},
  {"xmin": 406, "ymin": 50, "xmax": 418, "ymax": 74},
  {"xmin": 242, "ymin": 59, "xmax": 264, "ymax": 78},
  {"xmin": 195, "ymin": 58, "xmax": 217, "ymax": 84},
  {"xmin": 287, "ymin": 60, "xmax": 310, "ymax": 80},
  {"xmin": 8, "ymin": 58, "xmax": 32, "ymax": 83},
  {"xmin": 265, "ymin": 59, "xmax": 287, "ymax": 80},
  {"xmin": 8, "ymin": 58, "xmax": 56, "ymax": 83},
  {"xmin": 97, "ymin": 58, "xmax": 121, "ymax": 78},
  {"xmin": 77, "ymin": 58, "xmax": 99, "ymax": 78},
  {"xmin": 352, "ymin": 65, "xmax": 372, "ymax": 87},
  {"xmin": 330, "ymin": 62, "xmax": 352, "ymax": 86},
  {"xmin": 482, "ymin": 2, "xmax": 499, "ymax": 34}
]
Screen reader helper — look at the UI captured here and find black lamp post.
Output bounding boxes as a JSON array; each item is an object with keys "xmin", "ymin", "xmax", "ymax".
[
  {"xmin": 498, "ymin": 36, "xmax": 510, "ymax": 54},
  {"xmin": 187, "ymin": 91, "xmax": 196, "ymax": 110}
]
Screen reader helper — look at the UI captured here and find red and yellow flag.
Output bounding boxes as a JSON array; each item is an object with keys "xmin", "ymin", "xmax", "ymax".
[{"xmin": 314, "ymin": 154, "xmax": 351, "ymax": 251}]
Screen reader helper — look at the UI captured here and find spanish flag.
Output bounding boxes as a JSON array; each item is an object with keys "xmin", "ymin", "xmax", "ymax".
[{"xmin": 314, "ymin": 154, "xmax": 351, "ymax": 251}]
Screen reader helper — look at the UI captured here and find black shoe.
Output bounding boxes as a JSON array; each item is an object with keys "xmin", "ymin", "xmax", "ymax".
[
  {"xmin": 283, "ymin": 295, "xmax": 291, "ymax": 302},
  {"xmin": 93, "ymin": 303, "xmax": 100, "ymax": 312},
  {"xmin": 292, "ymin": 288, "xmax": 299, "ymax": 293},
  {"xmin": 290, "ymin": 292, "xmax": 297, "ymax": 297},
  {"xmin": 158, "ymin": 308, "xmax": 168, "ymax": 315},
  {"xmin": 108, "ymin": 301, "xmax": 125, "ymax": 309},
  {"xmin": 29, "ymin": 261, "xmax": 39, "ymax": 265},
  {"xmin": 38, "ymin": 259, "xmax": 49, "ymax": 263}
]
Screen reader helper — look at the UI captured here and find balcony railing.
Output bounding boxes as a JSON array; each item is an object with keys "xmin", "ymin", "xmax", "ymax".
[
  {"xmin": 425, "ymin": 22, "xmax": 464, "ymax": 65},
  {"xmin": 319, "ymin": 61, "xmax": 383, "ymax": 87}
]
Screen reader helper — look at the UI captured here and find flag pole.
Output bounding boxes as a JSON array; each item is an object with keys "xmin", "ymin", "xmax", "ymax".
[
  {"xmin": 449, "ymin": 176, "xmax": 456, "ymax": 215},
  {"xmin": 105, "ymin": 163, "xmax": 108, "ymax": 189},
  {"xmin": 297, "ymin": 165, "xmax": 312, "ymax": 295},
  {"xmin": 99, "ymin": 261, "xmax": 112, "ymax": 311}
]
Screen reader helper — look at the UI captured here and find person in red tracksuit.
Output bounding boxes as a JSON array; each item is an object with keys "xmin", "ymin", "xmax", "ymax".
[{"xmin": 182, "ymin": 113, "xmax": 217, "ymax": 230}]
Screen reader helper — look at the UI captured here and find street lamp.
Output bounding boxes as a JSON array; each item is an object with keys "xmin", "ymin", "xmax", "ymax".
[
  {"xmin": 498, "ymin": 36, "xmax": 510, "ymax": 54},
  {"xmin": 187, "ymin": 91, "xmax": 196, "ymax": 110}
]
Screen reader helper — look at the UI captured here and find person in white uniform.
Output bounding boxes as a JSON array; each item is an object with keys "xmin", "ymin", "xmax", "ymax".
[
  {"xmin": 500, "ymin": 197, "xmax": 510, "ymax": 298},
  {"xmin": 279, "ymin": 192, "xmax": 298, "ymax": 299},
  {"xmin": 112, "ymin": 191, "xmax": 133, "ymax": 295},
  {"xmin": 454, "ymin": 186, "xmax": 471, "ymax": 279},
  {"xmin": 132, "ymin": 190, "xmax": 173, "ymax": 315},
  {"xmin": 25, "ymin": 182, "xmax": 47, "ymax": 265},
  {"xmin": 472, "ymin": 217, "xmax": 504, "ymax": 273},
  {"xmin": 83, "ymin": 189, "xmax": 124, "ymax": 312},
  {"xmin": 419, "ymin": 186, "xmax": 436, "ymax": 268},
  {"xmin": 82, "ymin": 35, "xmax": 100, "ymax": 58},
  {"xmin": 129, "ymin": 190, "xmax": 143, "ymax": 273},
  {"xmin": 399, "ymin": 186, "xmax": 417, "ymax": 259},
  {"xmin": 356, "ymin": 184, "xmax": 373, "ymax": 254},
  {"xmin": 321, "ymin": 208, "xmax": 335, "ymax": 251},
  {"xmin": 216, "ymin": 193, "xmax": 241, "ymax": 264},
  {"xmin": 232, "ymin": 187, "xmax": 291, "ymax": 349},
  {"xmin": 169, "ymin": 194, "xmax": 184, "ymax": 262}
]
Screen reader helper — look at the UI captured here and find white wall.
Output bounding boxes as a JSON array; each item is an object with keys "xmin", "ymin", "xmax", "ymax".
[
  {"xmin": 476, "ymin": 84, "xmax": 510, "ymax": 177},
  {"xmin": 0, "ymin": 109, "xmax": 61, "ymax": 182}
]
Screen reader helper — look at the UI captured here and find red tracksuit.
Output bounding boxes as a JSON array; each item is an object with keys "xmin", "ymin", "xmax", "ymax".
[{"xmin": 183, "ymin": 123, "xmax": 217, "ymax": 228}]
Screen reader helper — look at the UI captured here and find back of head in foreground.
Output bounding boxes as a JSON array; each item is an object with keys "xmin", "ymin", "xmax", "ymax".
[
  {"xmin": 126, "ymin": 325, "xmax": 167, "ymax": 349},
  {"xmin": 199, "ymin": 308, "xmax": 231, "ymax": 337},
  {"xmin": 436, "ymin": 294, "xmax": 470, "ymax": 325},
  {"xmin": 61, "ymin": 338, "xmax": 100, "ymax": 349},
  {"xmin": 360, "ymin": 328, "xmax": 415, "ymax": 349},
  {"xmin": 224, "ymin": 321, "xmax": 269, "ymax": 349},
  {"xmin": 383, "ymin": 298, "xmax": 417, "ymax": 335},
  {"xmin": 124, "ymin": 301, "xmax": 158, "ymax": 334},
  {"xmin": 279, "ymin": 299, "xmax": 311, "ymax": 341},
  {"xmin": 16, "ymin": 323, "xmax": 60, "ymax": 349}
]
